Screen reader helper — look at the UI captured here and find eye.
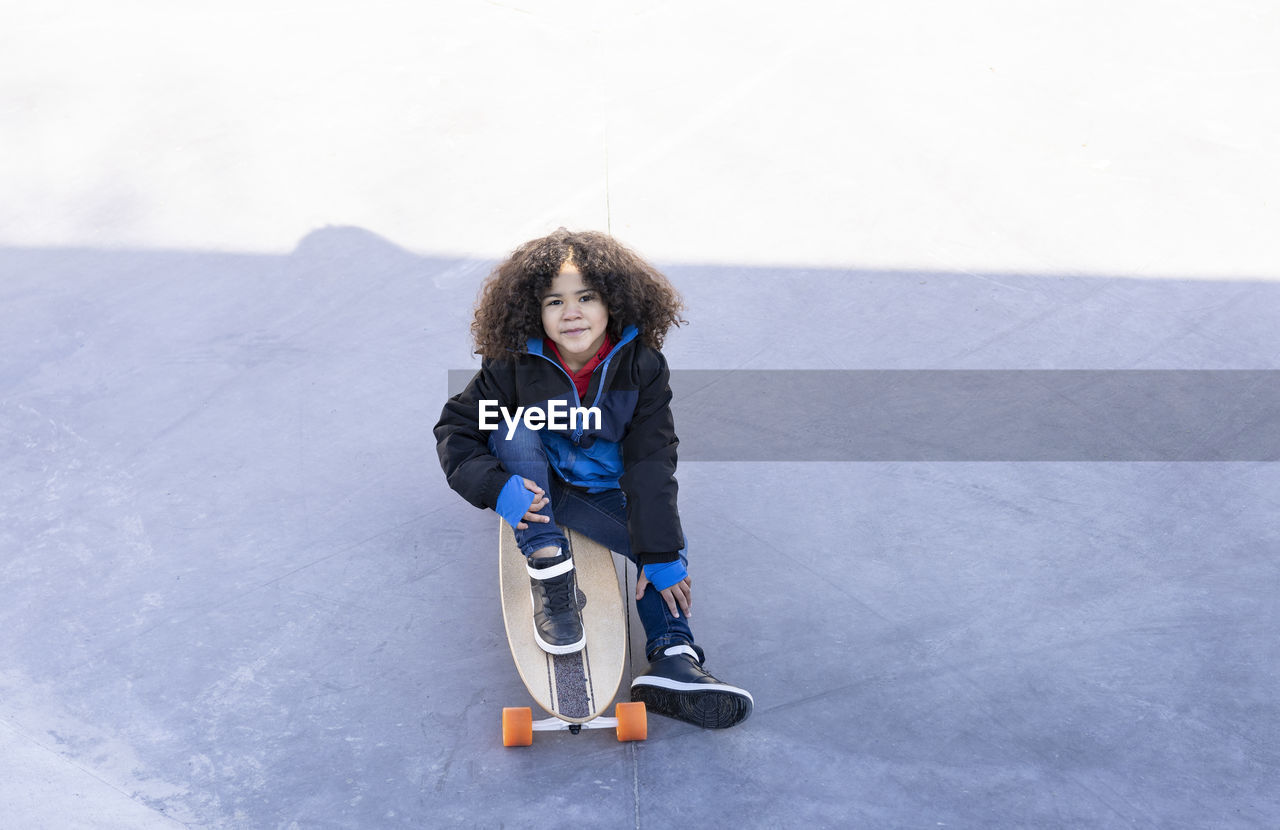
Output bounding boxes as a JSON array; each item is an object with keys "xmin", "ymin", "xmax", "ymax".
[{"xmin": 544, "ymin": 298, "xmax": 562, "ymax": 307}]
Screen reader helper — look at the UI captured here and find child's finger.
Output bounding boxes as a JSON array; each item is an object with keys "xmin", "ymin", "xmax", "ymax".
[
  {"xmin": 662, "ymin": 587, "xmax": 680, "ymax": 619},
  {"xmin": 672, "ymin": 582, "xmax": 691, "ymax": 618}
]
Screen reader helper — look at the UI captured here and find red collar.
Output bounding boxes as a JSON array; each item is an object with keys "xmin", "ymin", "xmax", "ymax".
[{"xmin": 546, "ymin": 335, "xmax": 613, "ymax": 399}]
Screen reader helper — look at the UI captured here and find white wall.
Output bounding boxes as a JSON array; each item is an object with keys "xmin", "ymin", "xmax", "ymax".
[{"xmin": 3, "ymin": 0, "xmax": 1277, "ymax": 277}]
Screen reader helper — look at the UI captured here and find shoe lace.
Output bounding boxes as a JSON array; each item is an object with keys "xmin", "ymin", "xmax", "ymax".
[{"xmin": 543, "ymin": 573, "xmax": 577, "ymax": 615}]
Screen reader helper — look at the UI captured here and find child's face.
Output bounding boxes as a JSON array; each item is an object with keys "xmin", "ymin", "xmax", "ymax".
[{"xmin": 541, "ymin": 261, "xmax": 609, "ymax": 372}]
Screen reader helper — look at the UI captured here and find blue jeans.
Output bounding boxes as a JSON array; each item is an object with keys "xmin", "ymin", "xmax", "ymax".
[{"xmin": 489, "ymin": 424, "xmax": 693, "ymax": 658}]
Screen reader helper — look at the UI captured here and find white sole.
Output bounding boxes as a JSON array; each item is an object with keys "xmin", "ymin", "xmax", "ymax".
[
  {"xmin": 531, "ymin": 620, "xmax": 585, "ymax": 655},
  {"xmin": 631, "ymin": 675, "xmax": 754, "ymax": 703}
]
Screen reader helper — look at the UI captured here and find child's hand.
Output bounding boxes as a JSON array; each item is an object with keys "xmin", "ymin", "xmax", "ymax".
[
  {"xmin": 636, "ymin": 571, "xmax": 692, "ymax": 619},
  {"xmin": 514, "ymin": 477, "xmax": 551, "ymax": 530}
]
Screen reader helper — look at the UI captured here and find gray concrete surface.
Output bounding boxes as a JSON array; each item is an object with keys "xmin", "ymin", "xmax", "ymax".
[{"xmin": 2, "ymin": 229, "xmax": 1278, "ymax": 828}]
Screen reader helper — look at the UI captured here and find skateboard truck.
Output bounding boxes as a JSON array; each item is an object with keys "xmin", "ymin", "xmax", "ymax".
[{"xmin": 502, "ymin": 702, "xmax": 647, "ymax": 747}]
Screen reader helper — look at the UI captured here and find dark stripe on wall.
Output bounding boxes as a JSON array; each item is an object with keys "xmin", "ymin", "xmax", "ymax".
[{"xmin": 448, "ymin": 370, "xmax": 1280, "ymax": 461}]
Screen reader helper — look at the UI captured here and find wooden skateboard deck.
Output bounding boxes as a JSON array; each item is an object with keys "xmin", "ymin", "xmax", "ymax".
[{"xmin": 499, "ymin": 523, "xmax": 627, "ymax": 725}]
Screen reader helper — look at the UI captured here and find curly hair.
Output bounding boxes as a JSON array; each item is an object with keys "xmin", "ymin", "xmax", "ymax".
[{"xmin": 471, "ymin": 229, "xmax": 686, "ymax": 357}]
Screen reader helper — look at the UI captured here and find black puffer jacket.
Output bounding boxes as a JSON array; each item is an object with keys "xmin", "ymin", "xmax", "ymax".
[{"xmin": 434, "ymin": 326, "xmax": 683, "ymax": 566}]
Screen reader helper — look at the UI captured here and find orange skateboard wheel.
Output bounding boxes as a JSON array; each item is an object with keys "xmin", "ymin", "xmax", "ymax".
[
  {"xmin": 614, "ymin": 701, "xmax": 647, "ymax": 742},
  {"xmin": 502, "ymin": 707, "xmax": 533, "ymax": 747}
]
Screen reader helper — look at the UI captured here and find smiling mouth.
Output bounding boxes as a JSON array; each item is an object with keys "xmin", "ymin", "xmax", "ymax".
[{"xmin": 562, "ymin": 328, "xmax": 589, "ymax": 336}]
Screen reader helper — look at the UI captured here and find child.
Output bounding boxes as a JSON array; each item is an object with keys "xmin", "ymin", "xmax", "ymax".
[{"xmin": 434, "ymin": 229, "xmax": 753, "ymax": 729}]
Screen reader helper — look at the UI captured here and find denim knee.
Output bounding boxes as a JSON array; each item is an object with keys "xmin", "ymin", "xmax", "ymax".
[{"xmin": 487, "ymin": 422, "xmax": 547, "ymax": 464}]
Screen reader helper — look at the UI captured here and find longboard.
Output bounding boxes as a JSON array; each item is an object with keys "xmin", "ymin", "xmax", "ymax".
[{"xmin": 498, "ymin": 522, "xmax": 646, "ymax": 745}]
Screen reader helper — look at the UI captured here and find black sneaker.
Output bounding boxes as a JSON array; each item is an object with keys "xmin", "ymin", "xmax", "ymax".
[
  {"xmin": 630, "ymin": 644, "xmax": 753, "ymax": 728},
  {"xmin": 527, "ymin": 550, "xmax": 585, "ymax": 655}
]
